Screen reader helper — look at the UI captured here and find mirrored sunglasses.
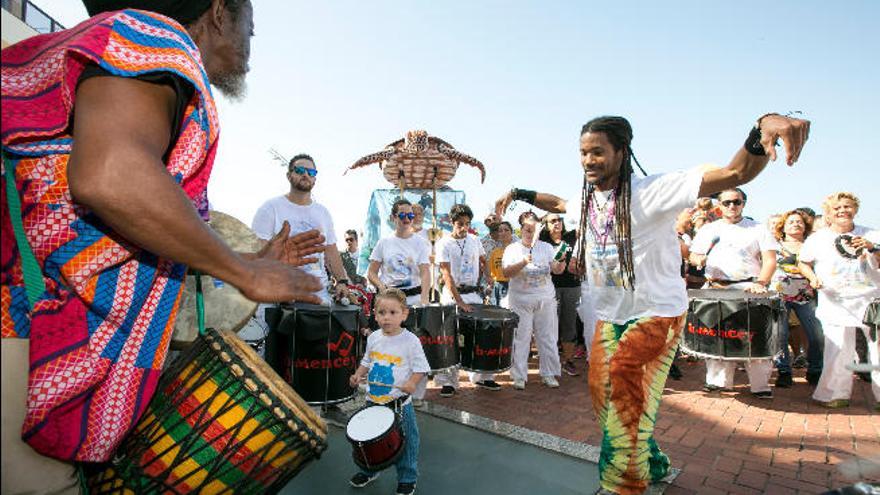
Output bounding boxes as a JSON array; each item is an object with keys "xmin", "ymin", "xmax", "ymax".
[
  {"xmin": 291, "ymin": 165, "xmax": 318, "ymax": 177},
  {"xmin": 397, "ymin": 212, "xmax": 416, "ymax": 220}
]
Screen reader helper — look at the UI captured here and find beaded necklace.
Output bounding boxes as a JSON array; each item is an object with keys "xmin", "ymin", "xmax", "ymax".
[{"xmin": 588, "ymin": 189, "xmax": 616, "ymax": 253}]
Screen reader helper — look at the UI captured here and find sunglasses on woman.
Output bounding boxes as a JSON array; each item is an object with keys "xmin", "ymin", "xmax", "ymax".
[
  {"xmin": 721, "ymin": 199, "xmax": 743, "ymax": 207},
  {"xmin": 397, "ymin": 212, "xmax": 416, "ymax": 220},
  {"xmin": 290, "ymin": 165, "xmax": 318, "ymax": 177}
]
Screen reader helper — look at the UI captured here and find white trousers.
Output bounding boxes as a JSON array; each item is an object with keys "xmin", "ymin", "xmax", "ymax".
[
  {"xmin": 705, "ymin": 358, "xmax": 773, "ymax": 393},
  {"xmin": 813, "ymin": 324, "xmax": 880, "ymax": 402},
  {"xmin": 434, "ymin": 292, "xmax": 494, "ymax": 388},
  {"xmin": 506, "ymin": 293, "xmax": 561, "ymax": 382},
  {"xmin": 578, "ymin": 286, "xmax": 598, "ymax": 360}
]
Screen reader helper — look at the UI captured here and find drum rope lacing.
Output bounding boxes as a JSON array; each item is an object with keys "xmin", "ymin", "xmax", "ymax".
[{"xmin": 96, "ymin": 329, "xmax": 327, "ymax": 493}]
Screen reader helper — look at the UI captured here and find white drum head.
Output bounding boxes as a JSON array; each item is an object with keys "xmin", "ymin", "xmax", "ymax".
[{"xmin": 347, "ymin": 406, "xmax": 394, "ymax": 442}]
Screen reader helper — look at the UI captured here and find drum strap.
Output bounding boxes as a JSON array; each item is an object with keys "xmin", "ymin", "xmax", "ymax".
[
  {"xmin": 195, "ymin": 272, "xmax": 206, "ymax": 336},
  {"xmin": 2, "ymin": 153, "xmax": 47, "ymax": 309}
]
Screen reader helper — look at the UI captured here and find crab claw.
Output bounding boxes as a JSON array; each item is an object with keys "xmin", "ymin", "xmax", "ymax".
[{"xmin": 437, "ymin": 144, "xmax": 486, "ymax": 183}]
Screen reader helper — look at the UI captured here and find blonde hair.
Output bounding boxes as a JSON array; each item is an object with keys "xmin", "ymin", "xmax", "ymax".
[
  {"xmin": 822, "ymin": 192, "xmax": 860, "ymax": 214},
  {"xmin": 376, "ymin": 288, "xmax": 408, "ymax": 309}
]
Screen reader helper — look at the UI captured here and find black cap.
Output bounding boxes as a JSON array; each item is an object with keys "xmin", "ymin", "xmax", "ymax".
[{"xmin": 83, "ymin": 0, "xmax": 212, "ymax": 25}]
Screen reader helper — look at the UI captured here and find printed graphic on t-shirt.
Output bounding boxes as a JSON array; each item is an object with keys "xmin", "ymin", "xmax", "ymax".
[
  {"xmin": 521, "ymin": 262, "xmax": 551, "ymax": 289},
  {"xmin": 589, "ymin": 243, "xmax": 623, "ymax": 287},
  {"xmin": 367, "ymin": 350, "xmax": 403, "ymax": 403},
  {"xmin": 386, "ymin": 254, "xmax": 416, "ymax": 287}
]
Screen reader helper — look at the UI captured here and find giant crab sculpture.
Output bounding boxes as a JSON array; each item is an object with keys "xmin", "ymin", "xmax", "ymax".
[{"xmin": 346, "ymin": 130, "xmax": 486, "ymax": 189}]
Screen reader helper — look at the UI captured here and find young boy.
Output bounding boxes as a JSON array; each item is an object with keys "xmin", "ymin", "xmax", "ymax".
[{"xmin": 349, "ymin": 289, "xmax": 430, "ymax": 495}]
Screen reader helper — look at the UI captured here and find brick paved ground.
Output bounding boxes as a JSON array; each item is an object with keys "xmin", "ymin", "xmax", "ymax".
[{"xmin": 424, "ymin": 356, "xmax": 879, "ymax": 494}]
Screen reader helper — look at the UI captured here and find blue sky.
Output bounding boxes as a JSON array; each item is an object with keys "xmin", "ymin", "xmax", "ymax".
[{"xmin": 43, "ymin": 1, "xmax": 879, "ymax": 239}]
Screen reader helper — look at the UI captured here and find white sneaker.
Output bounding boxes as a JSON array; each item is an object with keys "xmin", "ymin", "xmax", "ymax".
[
  {"xmin": 513, "ymin": 379, "xmax": 526, "ymax": 390},
  {"xmin": 542, "ymin": 376, "xmax": 559, "ymax": 388}
]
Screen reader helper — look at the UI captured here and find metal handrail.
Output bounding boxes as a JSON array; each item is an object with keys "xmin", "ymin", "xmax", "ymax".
[{"xmin": 1, "ymin": 0, "xmax": 65, "ymax": 33}]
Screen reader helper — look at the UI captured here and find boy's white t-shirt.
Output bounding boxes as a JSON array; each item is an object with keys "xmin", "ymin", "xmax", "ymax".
[
  {"xmin": 361, "ymin": 329, "xmax": 430, "ymax": 404},
  {"xmin": 369, "ymin": 235, "xmax": 431, "ymax": 290},
  {"xmin": 690, "ymin": 217, "xmax": 779, "ymax": 282},
  {"xmin": 252, "ymin": 196, "xmax": 336, "ymax": 298},
  {"xmin": 799, "ymin": 225, "xmax": 880, "ymax": 326},
  {"xmin": 437, "ymin": 234, "xmax": 485, "ymax": 289},
  {"xmin": 502, "ymin": 240, "xmax": 556, "ymax": 299},
  {"xmin": 566, "ymin": 169, "xmax": 703, "ymax": 323}
]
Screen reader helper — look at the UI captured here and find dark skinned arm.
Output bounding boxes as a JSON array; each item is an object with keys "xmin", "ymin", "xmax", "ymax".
[{"xmin": 67, "ymin": 76, "xmax": 321, "ymax": 303}]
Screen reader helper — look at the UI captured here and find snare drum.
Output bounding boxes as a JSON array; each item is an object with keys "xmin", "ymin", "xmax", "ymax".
[
  {"xmin": 405, "ymin": 304, "xmax": 458, "ymax": 371},
  {"xmin": 265, "ymin": 303, "xmax": 363, "ymax": 405},
  {"xmin": 87, "ymin": 328, "xmax": 327, "ymax": 494},
  {"xmin": 346, "ymin": 405, "xmax": 405, "ymax": 471},
  {"xmin": 457, "ymin": 304, "xmax": 518, "ymax": 373},
  {"xmin": 683, "ymin": 289, "xmax": 783, "ymax": 360}
]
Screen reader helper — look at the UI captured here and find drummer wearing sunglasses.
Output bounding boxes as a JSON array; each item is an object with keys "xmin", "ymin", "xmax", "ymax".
[
  {"xmin": 689, "ymin": 187, "xmax": 780, "ymax": 398},
  {"xmin": 253, "ymin": 154, "xmax": 352, "ymax": 306}
]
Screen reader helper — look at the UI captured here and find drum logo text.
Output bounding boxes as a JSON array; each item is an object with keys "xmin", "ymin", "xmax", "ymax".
[
  {"xmin": 420, "ymin": 335, "xmax": 455, "ymax": 346},
  {"xmin": 687, "ymin": 323, "xmax": 754, "ymax": 341},
  {"xmin": 474, "ymin": 344, "xmax": 511, "ymax": 357}
]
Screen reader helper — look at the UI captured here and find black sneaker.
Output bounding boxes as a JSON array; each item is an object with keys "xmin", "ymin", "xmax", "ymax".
[
  {"xmin": 703, "ymin": 383, "xmax": 722, "ymax": 392},
  {"xmin": 476, "ymin": 380, "xmax": 502, "ymax": 391},
  {"xmin": 775, "ymin": 372, "xmax": 793, "ymax": 388},
  {"xmin": 440, "ymin": 385, "xmax": 455, "ymax": 397},
  {"xmin": 350, "ymin": 472, "xmax": 379, "ymax": 488},
  {"xmin": 668, "ymin": 364, "xmax": 682, "ymax": 381},
  {"xmin": 397, "ymin": 482, "xmax": 416, "ymax": 495},
  {"xmin": 752, "ymin": 390, "xmax": 773, "ymax": 399},
  {"xmin": 806, "ymin": 371, "xmax": 821, "ymax": 386}
]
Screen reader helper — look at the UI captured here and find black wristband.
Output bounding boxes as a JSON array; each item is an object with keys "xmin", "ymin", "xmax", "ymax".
[
  {"xmin": 744, "ymin": 126, "xmax": 766, "ymax": 156},
  {"xmin": 512, "ymin": 188, "xmax": 537, "ymax": 205}
]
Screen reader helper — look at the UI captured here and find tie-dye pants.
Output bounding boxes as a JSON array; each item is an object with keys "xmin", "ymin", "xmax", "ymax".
[{"xmin": 588, "ymin": 313, "xmax": 686, "ymax": 495}]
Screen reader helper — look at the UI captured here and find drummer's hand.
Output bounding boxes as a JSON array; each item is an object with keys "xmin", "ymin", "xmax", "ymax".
[
  {"xmin": 744, "ymin": 282, "xmax": 768, "ymax": 294},
  {"xmin": 349, "ymin": 374, "xmax": 362, "ymax": 388},
  {"xmin": 567, "ymin": 256, "xmax": 579, "ymax": 274},
  {"xmin": 808, "ymin": 277, "xmax": 823, "ymax": 290},
  {"xmin": 239, "ymin": 259, "xmax": 322, "ymax": 304},
  {"xmin": 494, "ymin": 191, "xmax": 514, "ymax": 217},
  {"xmin": 457, "ymin": 301, "xmax": 474, "ymax": 313},
  {"xmin": 398, "ymin": 381, "xmax": 417, "ymax": 395},
  {"xmin": 851, "ymin": 236, "xmax": 874, "ymax": 255},
  {"xmin": 277, "ymin": 222, "xmax": 325, "ymax": 267}
]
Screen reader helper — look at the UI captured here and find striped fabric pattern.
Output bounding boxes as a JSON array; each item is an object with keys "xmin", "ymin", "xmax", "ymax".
[
  {"xmin": 588, "ymin": 313, "xmax": 686, "ymax": 495},
  {"xmin": 1, "ymin": 9, "xmax": 219, "ymax": 461}
]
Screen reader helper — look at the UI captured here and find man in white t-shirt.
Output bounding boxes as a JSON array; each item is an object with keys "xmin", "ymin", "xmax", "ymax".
[
  {"xmin": 799, "ymin": 192, "xmax": 880, "ymax": 409},
  {"xmin": 434, "ymin": 204, "xmax": 495, "ymax": 396},
  {"xmin": 494, "ymin": 113, "xmax": 810, "ymax": 495},
  {"xmin": 689, "ymin": 188, "xmax": 779, "ymax": 398},
  {"xmin": 253, "ymin": 154, "xmax": 351, "ymax": 305}
]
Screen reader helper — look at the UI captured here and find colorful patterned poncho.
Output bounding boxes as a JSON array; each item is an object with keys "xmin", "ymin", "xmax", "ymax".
[{"xmin": 1, "ymin": 9, "xmax": 219, "ymax": 461}]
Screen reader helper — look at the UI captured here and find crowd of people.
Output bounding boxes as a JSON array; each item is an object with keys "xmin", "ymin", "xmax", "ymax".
[{"xmin": 3, "ymin": 1, "xmax": 877, "ymax": 494}]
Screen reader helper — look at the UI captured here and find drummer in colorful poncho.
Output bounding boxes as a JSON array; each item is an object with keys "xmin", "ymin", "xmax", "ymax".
[
  {"xmin": 349, "ymin": 289, "xmax": 429, "ymax": 495},
  {"xmin": 1, "ymin": 0, "xmax": 324, "ymax": 491},
  {"xmin": 495, "ymin": 113, "xmax": 810, "ymax": 495}
]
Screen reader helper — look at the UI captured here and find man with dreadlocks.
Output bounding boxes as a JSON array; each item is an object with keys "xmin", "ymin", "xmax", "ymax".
[{"xmin": 496, "ymin": 114, "xmax": 810, "ymax": 495}]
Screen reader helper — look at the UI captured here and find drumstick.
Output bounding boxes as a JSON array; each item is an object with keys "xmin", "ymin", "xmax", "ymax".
[{"xmin": 366, "ymin": 381, "xmax": 401, "ymax": 389}]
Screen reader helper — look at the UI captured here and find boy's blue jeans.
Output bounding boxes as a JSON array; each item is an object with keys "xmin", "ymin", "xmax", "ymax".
[{"xmin": 359, "ymin": 402, "xmax": 419, "ymax": 484}]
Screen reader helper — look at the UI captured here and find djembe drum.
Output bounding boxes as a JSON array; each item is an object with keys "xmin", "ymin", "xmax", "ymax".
[{"xmin": 87, "ymin": 328, "xmax": 327, "ymax": 494}]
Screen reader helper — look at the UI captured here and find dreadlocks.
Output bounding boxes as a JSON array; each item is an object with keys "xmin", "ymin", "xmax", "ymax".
[{"xmin": 575, "ymin": 116, "xmax": 646, "ymax": 290}]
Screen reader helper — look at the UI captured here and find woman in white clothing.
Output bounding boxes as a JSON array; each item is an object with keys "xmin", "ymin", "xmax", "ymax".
[{"xmin": 502, "ymin": 212, "xmax": 566, "ymax": 389}]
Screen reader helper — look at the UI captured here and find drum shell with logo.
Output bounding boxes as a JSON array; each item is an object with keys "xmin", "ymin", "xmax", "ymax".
[
  {"xmin": 346, "ymin": 405, "xmax": 405, "ymax": 472},
  {"xmin": 457, "ymin": 304, "xmax": 518, "ymax": 373},
  {"xmin": 684, "ymin": 289, "xmax": 783, "ymax": 360},
  {"xmin": 405, "ymin": 304, "xmax": 458, "ymax": 372},
  {"xmin": 265, "ymin": 303, "xmax": 363, "ymax": 405}
]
